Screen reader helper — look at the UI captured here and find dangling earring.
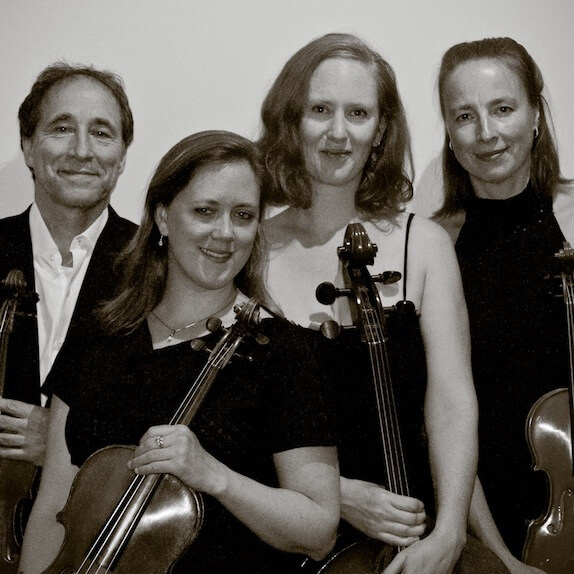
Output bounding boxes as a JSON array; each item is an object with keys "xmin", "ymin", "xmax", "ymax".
[
  {"xmin": 533, "ymin": 127, "xmax": 539, "ymax": 139},
  {"xmin": 371, "ymin": 141, "xmax": 380, "ymax": 164},
  {"xmin": 448, "ymin": 140, "xmax": 454, "ymax": 151},
  {"xmin": 159, "ymin": 235, "xmax": 165, "ymax": 247}
]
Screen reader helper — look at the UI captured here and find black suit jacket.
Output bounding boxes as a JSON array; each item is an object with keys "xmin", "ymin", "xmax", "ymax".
[{"xmin": 0, "ymin": 206, "xmax": 137, "ymax": 405}]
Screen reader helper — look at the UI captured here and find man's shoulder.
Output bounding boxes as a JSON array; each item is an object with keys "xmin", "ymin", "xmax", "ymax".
[
  {"xmin": 101, "ymin": 207, "xmax": 138, "ymax": 245},
  {"xmin": 0, "ymin": 208, "xmax": 31, "ymax": 232}
]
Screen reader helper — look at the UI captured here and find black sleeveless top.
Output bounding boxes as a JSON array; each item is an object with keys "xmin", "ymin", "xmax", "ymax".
[
  {"xmin": 456, "ymin": 184, "xmax": 569, "ymax": 556},
  {"xmin": 319, "ymin": 213, "xmax": 434, "ymax": 516}
]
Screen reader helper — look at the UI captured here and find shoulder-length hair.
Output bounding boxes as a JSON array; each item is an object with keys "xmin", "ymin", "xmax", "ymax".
[
  {"xmin": 100, "ymin": 130, "xmax": 269, "ymax": 334},
  {"xmin": 258, "ymin": 32, "xmax": 413, "ymax": 218},
  {"xmin": 436, "ymin": 36, "xmax": 568, "ymax": 216}
]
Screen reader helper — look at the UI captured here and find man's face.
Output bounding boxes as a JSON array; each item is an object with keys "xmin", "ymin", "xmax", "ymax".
[{"xmin": 22, "ymin": 76, "xmax": 127, "ymax": 216}]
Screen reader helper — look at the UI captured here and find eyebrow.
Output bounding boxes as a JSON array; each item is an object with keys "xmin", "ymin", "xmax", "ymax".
[{"xmin": 448, "ymin": 96, "xmax": 520, "ymax": 112}]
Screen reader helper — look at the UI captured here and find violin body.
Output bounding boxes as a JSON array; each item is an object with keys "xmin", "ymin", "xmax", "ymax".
[
  {"xmin": 524, "ymin": 388, "xmax": 574, "ymax": 573},
  {"xmin": 43, "ymin": 445, "xmax": 203, "ymax": 574},
  {"xmin": 0, "ymin": 460, "xmax": 37, "ymax": 572},
  {"xmin": 0, "ymin": 270, "xmax": 39, "ymax": 572}
]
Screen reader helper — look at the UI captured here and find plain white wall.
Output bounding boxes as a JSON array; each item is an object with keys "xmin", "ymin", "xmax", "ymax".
[{"xmin": 2, "ymin": 0, "xmax": 573, "ymax": 221}]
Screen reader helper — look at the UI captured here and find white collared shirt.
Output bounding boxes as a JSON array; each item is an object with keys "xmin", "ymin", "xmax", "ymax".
[{"xmin": 30, "ymin": 204, "xmax": 108, "ymax": 404}]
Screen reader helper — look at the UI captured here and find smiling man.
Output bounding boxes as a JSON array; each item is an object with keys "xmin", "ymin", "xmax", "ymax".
[{"xmin": 0, "ymin": 63, "xmax": 137, "ymax": 475}]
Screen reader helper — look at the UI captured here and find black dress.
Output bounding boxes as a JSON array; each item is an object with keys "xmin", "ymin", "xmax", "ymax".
[
  {"xmin": 455, "ymin": 184, "xmax": 569, "ymax": 558},
  {"xmin": 50, "ymin": 315, "xmax": 334, "ymax": 573}
]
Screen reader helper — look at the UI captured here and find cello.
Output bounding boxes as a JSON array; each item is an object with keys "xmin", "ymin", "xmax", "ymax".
[
  {"xmin": 523, "ymin": 242, "xmax": 574, "ymax": 573},
  {"xmin": 41, "ymin": 298, "xmax": 265, "ymax": 574},
  {"xmin": 312, "ymin": 222, "xmax": 411, "ymax": 573},
  {"xmin": 0, "ymin": 269, "xmax": 39, "ymax": 573}
]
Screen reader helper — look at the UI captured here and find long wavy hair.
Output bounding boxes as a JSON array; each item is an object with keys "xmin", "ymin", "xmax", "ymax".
[
  {"xmin": 100, "ymin": 130, "xmax": 270, "ymax": 334},
  {"xmin": 258, "ymin": 32, "xmax": 414, "ymax": 218},
  {"xmin": 436, "ymin": 37, "xmax": 568, "ymax": 216}
]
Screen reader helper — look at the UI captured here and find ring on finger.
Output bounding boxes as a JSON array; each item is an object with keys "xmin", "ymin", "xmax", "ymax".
[{"xmin": 155, "ymin": 435, "xmax": 164, "ymax": 449}]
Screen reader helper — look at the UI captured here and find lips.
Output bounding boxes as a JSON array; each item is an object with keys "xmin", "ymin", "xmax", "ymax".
[
  {"xmin": 322, "ymin": 149, "xmax": 350, "ymax": 156},
  {"xmin": 59, "ymin": 169, "xmax": 99, "ymax": 178},
  {"xmin": 200, "ymin": 247, "xmax": 232, "ymax": 261},
  {"xmin": 476, "ymin": 148, "xmax": 507, "ymax": 161}
]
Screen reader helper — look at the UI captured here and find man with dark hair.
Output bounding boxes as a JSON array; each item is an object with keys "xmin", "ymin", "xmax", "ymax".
[{"xmin": 0, "ymin": 61, "xmax": 137, "ymax": 484}]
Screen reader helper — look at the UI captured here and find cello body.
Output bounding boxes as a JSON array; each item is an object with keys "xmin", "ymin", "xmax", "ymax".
[
  {"xmin": 524, "ymin": 388, "xmax": 574, "ymax": 573},
  {"xmin": 315, "ymin": 538, "xmax": 394, "ymax": 574}
]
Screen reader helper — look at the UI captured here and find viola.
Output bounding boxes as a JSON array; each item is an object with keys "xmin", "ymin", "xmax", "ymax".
[
  {"xmin": 523, "ymin": 242, "xmax": 574, "ymax": 573},
  {"xmin": 0, "ymin": 269, "xmax": 39, "ymax": 573},
  {"xmin": 313, "ymin": 223, "xmax": 408, "ymax": 573},
  {"xmin": 42, "ymin": 298, "xmax": 265, "ymax": 574}
]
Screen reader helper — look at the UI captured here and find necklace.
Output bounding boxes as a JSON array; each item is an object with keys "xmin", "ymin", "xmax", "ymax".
[{"xmin": 151, "ymin": 295, "xmax": 237, "ymax": 342}]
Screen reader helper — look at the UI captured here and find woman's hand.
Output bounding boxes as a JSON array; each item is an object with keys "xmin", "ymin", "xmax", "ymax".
[
  {"xmin": 383, "ymin": 528, "xmax": 464, "ymax": 574},
  {"xmin": 341, "ymin": 477, "xmax": 427, "ymax": 546},
  {"xmin": 128, "ymin": 424, "xmax": 225, "ymax": 495}
]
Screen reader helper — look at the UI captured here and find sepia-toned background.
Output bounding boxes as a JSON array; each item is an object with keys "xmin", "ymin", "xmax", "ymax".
[{"xmin": 2, "ymin": 0, "xmax": 573, "ymax": 221}]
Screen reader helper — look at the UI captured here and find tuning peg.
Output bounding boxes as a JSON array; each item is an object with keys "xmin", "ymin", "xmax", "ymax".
[
  {"xmin": 316, "ymin": 282, "xmax": 352, "ymax": 305},
  {"xmin": 190, "ymin": 339, "xmax": 208, "ymax": 353},
  {"xmin": 320, "ymin": 320, "xmax": 341, "ymax": 340},
  {"xmin": 372, "ymin": 271, "xmax": 401, "ymax": 285},
  {"xmin": 206, "ymin": 317, "xmax": 223, "ymax": 332}
]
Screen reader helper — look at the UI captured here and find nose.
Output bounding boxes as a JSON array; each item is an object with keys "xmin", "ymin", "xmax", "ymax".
[
  {"xmin": 212, "ymin": 214, "xmax": 234, "ymax": 241},
  {"xmin": 69, "ymin": 129, "xmax": 93, "ymax": 159},
  {"xmin": 327, "ymin": 111, "xmax": 347, "ymax": 141},
  {"xmin": 476, "ymin": 114, "xmax": 496, "ymax": 142}
]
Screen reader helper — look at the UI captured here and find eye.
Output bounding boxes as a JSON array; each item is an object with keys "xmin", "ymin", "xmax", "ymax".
[
  {"xmin": 311, "ymin": 105, "xmax": 328, "ymax": 115},
  {"xmin": 455, "ymin": 112, "xmax": 473, "ymax": 124},
  {"xmin": 496, "ymin": 106, "xmax": 512, "ymax": 115},
  {"xmin": 349, "ymin": 108, "xmax": 368, "ymax": 118},
  {"xmin": 93, "ymin": 129, "xmax": 112, "ymax": 138},
  {"xmin": 194, "ymin": 207, "xmax": 215, "ymax": 216},
  {"xmin": 234, "ymin": 210, "xmax": 256, "ymax": 223},
  {"xmin": 53, "ymin": 125, "xmax": 72, "ymax": 134}
]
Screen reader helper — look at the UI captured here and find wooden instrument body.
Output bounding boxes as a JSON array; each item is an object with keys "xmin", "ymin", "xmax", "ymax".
[
  {"xmin": 43, "ymin": 446, "xmax": 202, "ymax": 574},
  {"xmin": 524, "ymin": 388, "xmax": 574, "ymax": 573},
  {"xmin": 315, "ymin": 538, "xmax": 394, "ymax": 574},
  {"xmin": 0, "ymin": 270, "xmax": 38, "ymax": 573},
  {"xmin": 523, "ymin": 242, "xmax": 574, "ymax": 573},
  {"xmin": 0, "ymin": 461, "xmax": 37, "ymax": 572}
]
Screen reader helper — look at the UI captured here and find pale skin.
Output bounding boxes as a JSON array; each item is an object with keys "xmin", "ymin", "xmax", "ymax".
[
  {"xmin": 263, "ymin": 56, "xmax": 478, "ymax": 573},
  {"xmin": 0, "ymin": 77, "xmax": 127, "ymax": 467}
]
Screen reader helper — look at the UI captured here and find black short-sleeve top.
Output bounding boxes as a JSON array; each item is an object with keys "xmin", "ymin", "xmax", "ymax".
[{"xmin": 50, "ymin": 315, "xmax": 334, "ymax": 573}]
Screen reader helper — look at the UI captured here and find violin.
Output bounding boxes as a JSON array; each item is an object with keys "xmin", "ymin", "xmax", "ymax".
[
  {"xmin": 0, "ymin": 270, "xmax": 39, "ymax": 573},
  {"xmin": 42, "ymin": 298, "xmax": 265, "ymax": 574},
  {"xmin": 523, "ymin": 242, "xmax": 574, "ymax": 573},
  {"xmin": 312, "ymin": 223, "xmax": 408, "ymax": 573}
]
